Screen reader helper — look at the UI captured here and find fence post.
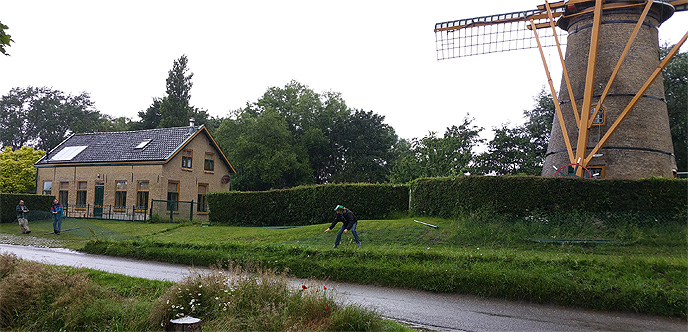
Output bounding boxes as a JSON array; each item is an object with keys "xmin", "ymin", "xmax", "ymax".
[
  {"xmin": 190, "ymin": 200, "xmax": 194, "ymax": 222},
  {"xmin": 166, "ymin": 316, "xmax": 201, "ymax": 332}
]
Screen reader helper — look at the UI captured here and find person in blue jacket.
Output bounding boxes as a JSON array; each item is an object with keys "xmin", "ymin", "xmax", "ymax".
[
  {"xmin": 50, "ymin": 199, "xmax": 64, "ymax": 235},
  {"xmin": 324, "ymin": 205, "xmax": 361, "ymax": 249}
]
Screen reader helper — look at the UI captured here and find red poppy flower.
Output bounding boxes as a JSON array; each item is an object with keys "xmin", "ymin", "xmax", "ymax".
[
  {"xmin": 324, "ymin": 306, "xmax": 328, "ymax": 310},
  {"xmin": 302, "ymin": 285, "xmax": 308, "ymax": 290},
  {"xmin": 323, "ymin": 286, "xmax": 327, "ymax": 290}
]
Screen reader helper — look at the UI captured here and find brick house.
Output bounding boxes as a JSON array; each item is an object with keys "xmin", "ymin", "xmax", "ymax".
[{"xmin": 34, "ymin": 124, "xmax": 236, "ymax": 220}]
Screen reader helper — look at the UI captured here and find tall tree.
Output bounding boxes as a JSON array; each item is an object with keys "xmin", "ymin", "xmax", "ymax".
[
  {"xmin": 134, "ymin": 55, "xmax": 212, "ymax": 129},
  {"xmin": 473, "ymin": 89, "xmax": 555, "ymax": 175},
  {"xmin": 215, "ymin": 109, "xmax": 312, "ymax": 191},
  {"xmin": 0, "ymin": 87, "xmax": 102, "ymax": 151},
  {"xmin": 215, "ymin": 81, "xmax": 401, "ymax": 189},
  {"xmin": 134, "ymin": 98, "xmax": 163, "ymax": 130},
  {"xmin": 253, "ymin": 81, "xmax": 350, "ymax": 183},
  {"xmin": 158, "ymin": 55, "xmax": 194, "ymax": 128},
  {"xmin": 98, "ymin": 114, "xmax": 134, "ymax": 132},
  {"xmin": 390, "ymin": 117, "xmax": 484, "ymax": 183},
  {"xmin": 330, "ymin": 109, "xmax": 399, "ymax": 183},
  {"xmin": 0, "ymin": 146, "xmax": 45, "ymax": 193},
  {"xmin": 0, "ymin": 21, "xmax": 12, "ymax": 56},
  {"xmin": 661, "ymin": 45, "xmax": 687, "ymax": 172}
]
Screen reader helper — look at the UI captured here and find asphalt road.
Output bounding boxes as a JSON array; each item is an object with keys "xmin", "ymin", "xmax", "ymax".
[{"xmin": 1, "ymin": 243, "xmax": 685, "ymax": 332}]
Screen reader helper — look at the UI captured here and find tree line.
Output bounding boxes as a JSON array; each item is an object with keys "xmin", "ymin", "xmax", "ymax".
[{"xmin": 1, "ymin": 49, "xmax": 686, "ymax": 193}]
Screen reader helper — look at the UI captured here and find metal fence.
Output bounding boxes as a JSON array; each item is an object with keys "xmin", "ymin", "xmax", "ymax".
[
  {"xmin": 8, "ymin": 200, "xmax": 205, "ymax": 223},
  {"xmin": 149, "ymin": 199, "xmax": 199, "ymax": 223},
  {"xmin": 63, "ymin": 204, "xmax": 148, "ymax": 222}
]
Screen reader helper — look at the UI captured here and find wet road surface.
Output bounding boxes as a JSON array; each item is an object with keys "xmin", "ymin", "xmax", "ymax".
[{"xmin": 1, "ymin": 244, "xmax": 685, "ymax": 332}]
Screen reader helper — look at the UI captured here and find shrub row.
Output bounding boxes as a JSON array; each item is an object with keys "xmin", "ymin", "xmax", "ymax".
[
  {"xmin": 208, "ymin": 183, "xmax": 409, "ymax": 226},
  {"xmin": 409, "ymin": 176, "xmax": 688, "ymax": 219},
  {"xmin": 0, "ymin": 193, "xmax": 54, "ymax": 223}
]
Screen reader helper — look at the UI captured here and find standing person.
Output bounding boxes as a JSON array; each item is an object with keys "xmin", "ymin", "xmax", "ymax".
[
  {"xmin": 16, "ymin": 200, "xmax": 30, "ymax": 234},
  {"xmin": 51, "ymin": 199, "xmax": 64, "ymax": 235},
  {"xmin": 324, "ymin": 205, "xmax": 361, "ymax": 249}
]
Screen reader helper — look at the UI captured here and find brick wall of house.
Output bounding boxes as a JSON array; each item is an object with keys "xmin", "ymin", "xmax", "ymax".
[{"xmin": 35, "ymin": 131, "xmax": 233, "ymax": 220}]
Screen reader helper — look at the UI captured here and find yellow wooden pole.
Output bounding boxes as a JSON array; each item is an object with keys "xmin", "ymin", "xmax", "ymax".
[
  {"xmin": 575, "ymin": 0, "xmax": 603, "ymax": 175},
  {"xmin": 530, "ymin": 18, "xmax": 575, "ymax": 163},
  {"xmin": 584, "ymin": 31, "xmax": 688, "ymax": 166},
  {"xmin": 544, "ymin": 0, "xmax": 581, "ymax": 128},
  {"xmin": 588, "ymin": 0, "xmax": 653, "ymax": 127}
]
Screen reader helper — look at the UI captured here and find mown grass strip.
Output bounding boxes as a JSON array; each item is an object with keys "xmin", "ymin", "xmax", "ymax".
[{"xmin": 82, "ymin": 239, "xmax": 687, "ymax": 318}]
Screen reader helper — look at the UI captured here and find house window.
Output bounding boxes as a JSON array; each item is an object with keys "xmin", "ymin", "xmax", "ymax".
[
  {"xmin": 197, "ymin": 184, "xmax": 208, "ymax": 213},
  {"xmin": 42, "ymin": 181, "xmax": 52, "ymax": 195},
  {"xmin": 114, "ymin": 181, "xmax": 127, "ymax": 211},
  {"xmin": 167, "ymin": 181, "xmax": 179, "ymax": 211},
  {"xmin": 182, "ymin": 150, "xmax": 193, "ymax": 169},
  {"xmin": 59, "ymin": 182, "xmax": 69, "ymax": 205},
  {"xmin": 76, "ymin": 181, "xmax": 87, "ymax": 209},
  {"xmin": 204, "ymin": 153, "xmax": 215, "ymax": 172},
  {"xmin": 591, "ymin": 105, "xmax": 605, "ymax": 125},
  {"xmin": 136, "ymin": 181, "xmax": 149, "ymax": 212}
]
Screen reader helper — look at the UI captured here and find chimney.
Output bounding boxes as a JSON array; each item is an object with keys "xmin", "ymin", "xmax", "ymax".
[{"xmin": 188, "ymin": 118, "xmax": 195, "ymax": 134}]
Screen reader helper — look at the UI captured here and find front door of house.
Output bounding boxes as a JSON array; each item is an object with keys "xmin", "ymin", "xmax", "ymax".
[{"xmin": 94, "ymin": 184, "xmax": 104, "ymax": 218}]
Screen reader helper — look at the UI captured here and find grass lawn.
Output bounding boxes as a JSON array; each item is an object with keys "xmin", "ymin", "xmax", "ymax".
[{"xmin": 1, "ymin": 214, "xmax": 686, "ymax": 318}]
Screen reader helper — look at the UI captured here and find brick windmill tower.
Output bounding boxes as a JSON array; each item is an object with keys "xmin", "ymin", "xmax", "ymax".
[{"xmin": 435, "ymin": 0, "xmax": 687, "ymax": 178}]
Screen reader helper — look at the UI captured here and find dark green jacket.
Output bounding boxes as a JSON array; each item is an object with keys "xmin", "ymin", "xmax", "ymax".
[{"xmin": 16, "ymin": 204, "xmax": 28, "ymax": 219}]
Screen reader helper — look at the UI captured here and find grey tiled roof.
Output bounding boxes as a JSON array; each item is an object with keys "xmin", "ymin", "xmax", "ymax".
[{"xmin": 36, "ymin": 126, "xmax": 201, "ymax": 164}]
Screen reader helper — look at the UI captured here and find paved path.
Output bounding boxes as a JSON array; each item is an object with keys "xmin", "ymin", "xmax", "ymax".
[{"xmin": 1, "ymin": 244, "xmax": 685, "ymax": 332}]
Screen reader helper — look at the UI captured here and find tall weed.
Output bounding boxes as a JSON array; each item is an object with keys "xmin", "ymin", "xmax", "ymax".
[
  {"xmin": 0, "ymin": 253, "xmax": 162, "ymax": 331},
  {"xmin": 150, "ymin": 262, "xmax": 382, "ymax": 331}
]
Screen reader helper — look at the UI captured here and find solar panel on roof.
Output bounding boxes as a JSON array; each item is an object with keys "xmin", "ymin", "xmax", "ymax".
[{"xmin": 51, "ymin": 146, "xmax": 87, "ymax": 161}]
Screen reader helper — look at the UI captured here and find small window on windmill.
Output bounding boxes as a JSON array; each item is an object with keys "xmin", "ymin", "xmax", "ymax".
[
  {"xmin": 588, "ymin": 166, "xmax": 605, "ymax": 179},
  {"xmin": 134, "ymin": 139, "xmax": 152, "ymax": 149},
  {"xmin": 590, "ymin": 105, "xmax": 605, "ymax": 125}
]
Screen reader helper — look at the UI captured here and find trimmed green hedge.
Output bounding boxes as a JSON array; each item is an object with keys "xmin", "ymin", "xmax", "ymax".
[
  {"xmin": 0, "ymin": 193, "xmax": 55, "ymax": 223},
  {"xmin": 409, "ymin": 176, "xmax": 688, "ymax": 218},
  {"xmin": 208, "ymin": 183, "xmax": 409, "ymax": 226}
]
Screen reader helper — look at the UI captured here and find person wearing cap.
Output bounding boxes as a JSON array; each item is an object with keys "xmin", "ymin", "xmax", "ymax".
[{"xmin": 324, "ymin": 205, "xmax": 361, "ymax": 249}]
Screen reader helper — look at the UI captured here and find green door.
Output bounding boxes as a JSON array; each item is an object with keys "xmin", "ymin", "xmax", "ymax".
[{"xmin": 94, "ymin": 185, "xmax": 104, "ymax": 218}]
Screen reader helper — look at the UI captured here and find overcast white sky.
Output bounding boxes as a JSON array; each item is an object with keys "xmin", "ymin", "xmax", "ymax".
[{"xmin": 1, "ymin": 1, "xmax": 686, "ymax": 142}]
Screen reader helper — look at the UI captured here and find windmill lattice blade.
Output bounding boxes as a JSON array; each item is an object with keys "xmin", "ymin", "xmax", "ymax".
[{"xmin": 435, "ymin": 8, "xmax": 567, "ymax": 60}]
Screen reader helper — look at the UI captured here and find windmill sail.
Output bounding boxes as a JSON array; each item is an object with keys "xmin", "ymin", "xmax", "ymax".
[
  {"xmin": 434, "ymin": 7, "xmax": 567, "ymax": 59},
  {"xmin": 434, "ymin": 0, "xmax": 687, "ymax": 179}
]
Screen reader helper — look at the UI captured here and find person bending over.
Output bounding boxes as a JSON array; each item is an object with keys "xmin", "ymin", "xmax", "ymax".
[{"xmin": 324, "ymin": 205, "xmax": 361, "ymax": 249}]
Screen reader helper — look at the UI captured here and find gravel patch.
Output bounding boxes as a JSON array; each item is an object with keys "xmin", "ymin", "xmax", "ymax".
[{"xmin": 0, "ymin": 234, "xmax": 61, "ymax": 247}]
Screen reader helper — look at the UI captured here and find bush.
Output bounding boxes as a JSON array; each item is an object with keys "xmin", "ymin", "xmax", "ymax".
[
  {"xmin": 208, "ymin": 183, "xmax": 409, "ymax": 226},
  {"xmin": 0, "ymin": 193, "xmax": 54, "ymax": 223},
  {"xmin": 409, "ymin": 176, "xmax": 687, "ymax": 219},
  {"xmin": 150, "ymin": 263, "xmax": 382, "ymax": 331},
  {"xmin": 0, "ymin": 254, "xmax": 160, "ymax": 331}
]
